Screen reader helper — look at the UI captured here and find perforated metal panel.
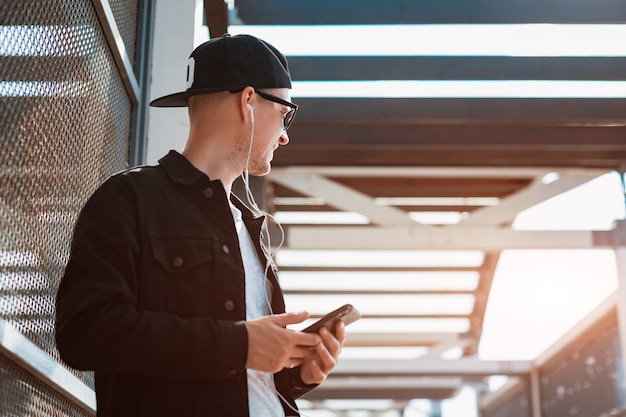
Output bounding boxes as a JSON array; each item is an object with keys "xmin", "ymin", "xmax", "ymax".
[
  {"xmin": 0, "ymin": 354, "xmax": 92, "ymax": 417},
  {"xmin": 482, "ymin": 390, "xmax": 531, "ymax": 417},
  {"xmin": 540, "ymin": 325, "xmax": 626, "ymax": 417},
  {"xmin": 1, "ymin": 0, "xmax": 136, "ymax": 411},
  {"xmin": 109, "ymin": 0, "xmax": 139, "ymax": 67}
]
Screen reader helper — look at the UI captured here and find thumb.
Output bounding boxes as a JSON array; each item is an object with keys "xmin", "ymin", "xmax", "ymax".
[{"xmin": 271, "ymin": 311, "xmax": 310, "ymax": 327}]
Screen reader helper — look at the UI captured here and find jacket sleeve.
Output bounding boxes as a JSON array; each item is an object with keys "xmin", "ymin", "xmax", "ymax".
[
  {"xmin": 287, "ymin": 367, "xmax": 319, "ymax": 399},
  {"xmin": 55, "ymin": 175, "xmax": 248, "ymax": 381}
]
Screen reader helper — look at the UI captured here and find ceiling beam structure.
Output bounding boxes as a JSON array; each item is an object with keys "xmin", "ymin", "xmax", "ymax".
[
  {"xmin": 284, "ymin": 98, "xmax": 626, "ymax": 126},
  {"xmin": 270, "ymin": 173, "xmax": 417, "ymax": 227},
  {"xmin": 203, "ymin": 0, "xmax": 228, "ymax": 38},
  {"xmin": 460, "ymin": 170, "xmax": 610, "ymax": 226},
  {"xmin": 288, "ymin": 56, "xmax": 626, "ymax": 81},
  {"xmin": 275, "ymin": 124, "xmax": 626, "ymax": 169},
  {"xmin": 207, "ymin": 0, "xmax": 626, "ymax": 412},
  {"xmin": 235, "ymin": 0, "xmax": 626, "ymax": 24}
]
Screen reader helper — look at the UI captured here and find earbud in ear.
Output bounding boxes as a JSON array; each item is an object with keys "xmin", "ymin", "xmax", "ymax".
[{"xmin": 247, "ymin": 104, "xmax": 254, "ymax": 121}]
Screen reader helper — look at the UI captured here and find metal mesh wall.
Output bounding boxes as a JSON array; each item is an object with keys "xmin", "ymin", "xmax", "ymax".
[
  {"xmin": 109, "ymin": 0, "xmax": 138, "ymax": 67},
  {"xmin": 540, "ymin": 324, "xmax": 626, "ymax": 417},
  {"xmin": 482, "ymin": 389, "xmax": 531, "ymax": 417},
  {"xmin": 0, "ymin": 0, "xmax": 138, "ymax": 412},
  {"xmin": 0, "ymin": 354, "xmax": 92, "ymax": 417}
]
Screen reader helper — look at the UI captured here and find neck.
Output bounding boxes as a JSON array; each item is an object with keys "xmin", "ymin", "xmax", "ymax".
[
  {"xmin": 184, "ymin": 94, "xmax": 249, "ymax": 197},
  {"xmin": 183, "ymin": 150, "xmax": 239, "ymax": 195},
  {"xmin": 182, "ymin": 127, "xmax": 246, "ymax": 196}
]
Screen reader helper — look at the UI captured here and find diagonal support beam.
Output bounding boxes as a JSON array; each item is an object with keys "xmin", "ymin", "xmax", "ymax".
[
  {"xmin": 461, "ymin": 170, "xmax": 611, "ymax": 226},
  {"xmin": 269, "ymin": 173, "xmax": 417, "ymax": 226}
]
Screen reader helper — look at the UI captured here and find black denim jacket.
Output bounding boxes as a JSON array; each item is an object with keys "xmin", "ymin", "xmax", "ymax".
[{"xmin": 55, "ymin": 151, "xmax": 312, "ymax": 416}]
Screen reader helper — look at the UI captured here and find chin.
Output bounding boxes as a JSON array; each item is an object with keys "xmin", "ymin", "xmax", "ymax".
[{"xmin": 248, "ymin": 164, "xmax": 271, "ymax": 177}]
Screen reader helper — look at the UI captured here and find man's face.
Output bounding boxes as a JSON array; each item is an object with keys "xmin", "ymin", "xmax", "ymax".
[{"xmin": 245, "ymin": 88, "xmax": 293, "ymax": 176}]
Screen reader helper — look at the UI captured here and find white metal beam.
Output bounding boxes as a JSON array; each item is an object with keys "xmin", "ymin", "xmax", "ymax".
[
  {"xmin": 345, "ymin": 332, "xmax": 460, "ymax": 347},
  {"xmin": 284, "ymin": 226, "xmax": 612, "ymax": 250},
  {"xmin": 332, "ymin": 358, "xmax": 533, "ymax": 377},
  {"xmin": 419, "ymin": 336, "xmax": 475, "ymax": 359},
  {"xmin": 303, "ymin": 376, "xmax": 463, "ymax": 401}
]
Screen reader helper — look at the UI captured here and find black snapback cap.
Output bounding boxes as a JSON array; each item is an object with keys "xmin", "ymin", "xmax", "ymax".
[{"xmin": 150, "ymin": 34, "xmax": 292, "ymax": 108}]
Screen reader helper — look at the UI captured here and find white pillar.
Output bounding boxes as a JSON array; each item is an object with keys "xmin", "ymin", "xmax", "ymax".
[
  {"xmin": 615, "ymin": 222, "xmax": 626, "ymax": 396},
  {"xmin": 529, "ymin": 369, "xmax": 542, "ymax": 417},
  {"xmin": 145, "ymin": 0, "xmax": 199, "ymax": 165}
]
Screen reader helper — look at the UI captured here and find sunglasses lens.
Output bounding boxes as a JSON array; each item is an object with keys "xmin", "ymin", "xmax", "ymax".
[{"xmin": 284, "ymin": 109, "xmax": 296, "ymax": 130}]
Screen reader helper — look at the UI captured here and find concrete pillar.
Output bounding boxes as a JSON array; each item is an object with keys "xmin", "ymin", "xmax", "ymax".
[{"xmin": 145, "ymin": 0, "xmax": 199, "ymax": 164}]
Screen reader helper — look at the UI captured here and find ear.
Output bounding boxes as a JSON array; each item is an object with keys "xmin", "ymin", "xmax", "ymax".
[{"xmin": 239, "ymin": 86, "xmax": 255, "ymax": 123}]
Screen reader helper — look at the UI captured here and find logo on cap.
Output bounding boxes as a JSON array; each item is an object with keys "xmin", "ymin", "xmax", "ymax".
[{"xmin": 185, "ymin": 57, "xmax": 196, "ymax": 90}]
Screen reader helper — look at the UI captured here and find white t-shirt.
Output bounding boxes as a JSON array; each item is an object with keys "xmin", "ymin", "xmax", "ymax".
[{"xmin": 230, "ymin": 204, "xmax": 284, "ymax": 416}]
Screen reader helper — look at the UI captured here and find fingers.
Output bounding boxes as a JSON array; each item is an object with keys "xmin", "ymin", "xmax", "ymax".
[
  {"xmin": 271, "ymin": 310, "xmax": 310, "ymax": 326},
  {"xmin": 315, "ymin": 327, "xmax": 341, "ymax": 371},
  {"xmin": 282, "ymin": 328, "xmax": 336, "ymax": 371},
  {"xmin": 334, "ymin": 320, "xmax": 346, "ymax": 344},
  {"xmin": 246, "ymin": 312, "xmax": 346, "ymax": 374},
  {"xmin": 246, "ymin": 314, "xmax": 322, "ymax": 373},
  {"xmin": 281, "ymin": 344, "xmax": 316, "ymax": 370}
]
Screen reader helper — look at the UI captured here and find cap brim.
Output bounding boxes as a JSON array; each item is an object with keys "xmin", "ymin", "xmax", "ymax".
[
  {"xmin": 149, "ymin": 87, "xmax": 236, "ymax": 107},
  {"xmin": 149, "ymin": 91, "xmax": 192, "ymax": 107}
]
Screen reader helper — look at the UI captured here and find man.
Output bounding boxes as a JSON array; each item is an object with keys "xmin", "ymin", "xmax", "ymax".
[{"xmin": 55, "ymin": 34, "xmax": 345, "ymax": 417}]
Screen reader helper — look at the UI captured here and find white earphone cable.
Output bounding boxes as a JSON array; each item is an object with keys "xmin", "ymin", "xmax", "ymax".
[{"xmin": 238, "ymin": 110, "xmax": 307, "ymax": 417}]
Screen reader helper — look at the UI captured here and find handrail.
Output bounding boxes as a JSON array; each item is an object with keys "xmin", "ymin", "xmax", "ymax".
[{"xmin": 0, "ymin": 318, "xmax": 96, "ymax": 415}]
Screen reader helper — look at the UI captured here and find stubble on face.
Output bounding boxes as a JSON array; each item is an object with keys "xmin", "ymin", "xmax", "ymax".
[
  {"xmin": 245, "ymin": 144, "xmax": 272, "ymax": 176},
  {"xmin": 230, "ymin": 131, "xmax": 273, "ymax": 177}
]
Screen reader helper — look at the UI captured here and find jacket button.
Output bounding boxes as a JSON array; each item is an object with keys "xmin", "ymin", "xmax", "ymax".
[
  {"xmin": 222, "ymin": 244, "xmax": 230, "ymax": 254},
  {"xmin": 172, "ymin": 257, "xmax": 183, "ymax": 267},
  {"xmin": 203, "ymin": 188, "xmax": 214, "ymax": 198},
  {"xmin": 224, "ymin": 300, "xmax": 235, "ymax": 311}
]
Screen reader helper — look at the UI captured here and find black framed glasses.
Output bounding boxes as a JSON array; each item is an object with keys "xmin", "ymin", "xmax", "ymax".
[{"xmin": 253, "ymin": 88, "xmax": 298, "ymax": 130}]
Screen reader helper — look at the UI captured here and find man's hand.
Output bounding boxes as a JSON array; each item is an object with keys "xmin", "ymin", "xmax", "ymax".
[
  {"xmin": 245, "ymin": 311, "xmax": 321, "ymax": 373},
  {"xmin": 299, "ymin": 321, "xmax": 345, "ymax": 385}
]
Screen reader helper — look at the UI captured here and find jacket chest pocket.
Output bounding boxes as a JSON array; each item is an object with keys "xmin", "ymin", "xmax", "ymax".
[{"xmin": 149, "ymin": 236, "xmax": 213, "ymax": 316}]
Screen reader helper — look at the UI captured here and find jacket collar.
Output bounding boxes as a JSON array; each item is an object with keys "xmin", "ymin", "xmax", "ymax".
[
  {"xmin": 159, "ymin": 150, "xmax": 266, "ymax": 226},
  {"xmin": 231, "ymin": 193, "xmax": 266, "ymax": 226},
  {"xmin": 158, "ymin": 150, "xmax": 206, "ymax": 186}
]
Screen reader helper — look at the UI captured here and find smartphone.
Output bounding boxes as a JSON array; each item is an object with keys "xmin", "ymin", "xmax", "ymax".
[{"xmin": 302, "ymin": 304, "xmax": 360, "ymax": 334}]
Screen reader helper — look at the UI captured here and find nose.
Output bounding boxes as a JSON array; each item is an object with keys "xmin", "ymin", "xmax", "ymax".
[{"xmin": 278, "ymin": 130, "xmax": 289, "ymax": 145}]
